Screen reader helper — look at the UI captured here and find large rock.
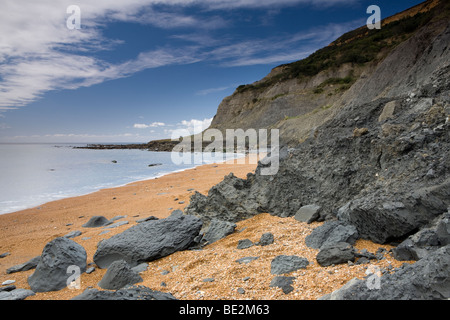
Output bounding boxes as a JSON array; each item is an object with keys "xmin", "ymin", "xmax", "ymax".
[
  {"xmin": 393, "ymin": 209, "xmax": 450, "ymax": 261},
  {"xmin": 98, "ymin": 260, "xmax": 143, "ymax": 290},
  {"xmin": 270, "ymin": 255, "xmax": 309, "ymax": 275},
  {"xmin": 93, "ymin": 214, "xmax": 202, "ymax": 268},
  {"xmin": 337, "ymin": 180, "xmax": 450, "ymax": 244},
  {"xmin": 6, "ymin": 256, "xmax": 40, "ymax": 274},
  {"xmin": 316, "ymin": 242, "xmax": 356, "ymax": 267},
  {"xmin": 72, "ymin": 285, "xmax": 177, "ymax": 300},
  {"xmin": 185, "ymin": 173, "xmax": 265, "ymax": 226},
  {"xmin": 28, "ymin": 237, "xmax": 87, "ymax": 292},
  {"xmin": 269, "ymin": 276, "xmax": 296, "ymax": 294},
  {"xmin": 185, "ymin": 18, "xmax": 450, "ymax": 246},
  {"xmin": 200, "ymin": 219, "xmax": 236, "ymax": 244},
  {"xmin": 320, "ymin": 245, "xmax": 450, "ymax": 300},
  {"xmin": 294, "ymin": 204, "xmax": 321, "ymax": 224},
  {"xmin": 82, "ymin": 216, "xmax": 111, "ymax": 228},
  {"xmin": 0, "ymin": 288, "xmax": 35, "ymax": 300},
  {"xmin": 305, "ymin": 220, "xmax": 359, "ymax": 249}
]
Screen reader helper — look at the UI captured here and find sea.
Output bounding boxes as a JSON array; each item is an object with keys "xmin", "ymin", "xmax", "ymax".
[{"xmin": 0, "ymin": 143, "xmax": 244, "ymax": 215}]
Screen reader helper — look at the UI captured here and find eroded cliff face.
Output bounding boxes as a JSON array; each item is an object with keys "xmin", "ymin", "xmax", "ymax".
[
  {"xmin": 210, "ymin": 63, "xmax": 366, "ymax": 146},
  {"xmin": 208, "ymin": 0, "xmax": 449, "ymax": 147},
  {"xmin": 187, "ymin": 1, "xmax": 450, "ymax": 245}
]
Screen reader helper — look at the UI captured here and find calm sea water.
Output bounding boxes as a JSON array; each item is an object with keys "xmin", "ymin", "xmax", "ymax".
[{"xmin": 0, "ymin": 143, "xmax": 242, "ymax": 215}]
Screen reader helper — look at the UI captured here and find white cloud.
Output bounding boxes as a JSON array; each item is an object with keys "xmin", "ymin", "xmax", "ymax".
[
  {"xmin": 134, "ymin": 122, "xmax": 166, "ymax": 129},
  {"xmin": 180, "ymin": 118, "xmax": 213, "ymax": 133},
  {"xmin": 0, "ymin": 0, "xmax": 360, "ymax": 109}
]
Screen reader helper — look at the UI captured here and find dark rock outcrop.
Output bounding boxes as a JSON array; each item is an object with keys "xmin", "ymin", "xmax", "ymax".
[
  {"xmin": 93, "ymin": 214, "xmax": 202, "ymax": 268},
  {"xmin": 320, "ymin": 245, "xmax": 450, "ymax": 300},
  {"xmin": 392, "ymin": 208, "xmax": 450, "ymax": 261},
  {"xmin": 186, "ymin": 21, "xmax": 450, "ymax": 245}
]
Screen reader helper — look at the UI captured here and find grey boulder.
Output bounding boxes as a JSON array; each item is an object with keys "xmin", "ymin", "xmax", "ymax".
[
  {"xmin": 0, "ymin": 288, "xmax": 35, "ymax": 300},
  {"xmin": 271, "ymin": 255, "xmax": 309, "ymax": 275},
  {"xmin": 28, "ymin": 237, "xmax": 87, "ymax": 292},
  {"xmin": 98, "ymin": 260, "xmax": 143, "ymax": 290},
  {"xmin": 305, "ymin": 220, "xmax": 359, "ymax": 249},
  {"xmin": 257, "ymin": 232, "xmax": 274, "ymax": 246},
  {"xmin": 320, "ymin": 245, "xmax": 450, "ymax": 300},
  {"xmin": 82, "ymin": 216, "xmax": 111, "ymax": 228},
  {"xmin": 393, "ymin": 209, "xmax": 450, "ymax": 261},
  {"xmin": 72, "ymin": 285, "xmax": 177, "ymax": 300},
  {"xmin": 269, "ymin": 276, "xmax": 296, "ymax": 294},
  {"xmin": 6, "ymin": 256, "xmax": 40, "ymax": 274},
  {"xmin": 93, "ymin": 214, "xmax": 202, "ymax": 268},
  {"xmin": 200, "ymin": 219, "xmax": 236, "ymax": 244},
  {"xmin": 237, "ymin": 239, "xmax": 254, "ymax": 249},
  {"xmin": 316, "ymin": 242, "xmax": 356, "ymax": 267},
  {"xmin": 294, "ymin": 204, "xmax": 321, "ymax": 224}
]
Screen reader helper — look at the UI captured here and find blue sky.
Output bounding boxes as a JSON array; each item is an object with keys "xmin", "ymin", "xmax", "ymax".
[{"xmin": 0, "ymin": 0, "xmax": 424, "ymax": 143}]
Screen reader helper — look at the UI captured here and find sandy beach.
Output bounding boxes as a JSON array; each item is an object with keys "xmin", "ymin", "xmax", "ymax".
[{"xmin": 0, "ymin": 155, "xmax": 410, "ymax": 300}]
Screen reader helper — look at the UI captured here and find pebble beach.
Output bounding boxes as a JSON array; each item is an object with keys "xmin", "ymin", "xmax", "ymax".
[{"xmin": 0, "ymin": 156, "xmax": 411, "ymax": 300}]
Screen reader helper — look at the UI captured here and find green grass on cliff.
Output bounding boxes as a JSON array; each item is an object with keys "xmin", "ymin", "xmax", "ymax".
[{"xmin": 236, "ymin": 9, "xmax": 436, "ymax": 94}]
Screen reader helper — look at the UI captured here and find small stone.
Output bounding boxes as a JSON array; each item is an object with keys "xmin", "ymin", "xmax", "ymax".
[
  {"xmin": 102, "ymin": 221, "xmax": 129, "ymax": 229},
  {"xmin": 236, "ymin": 256, "xmax": 259, "ymax": 264},
  {"xmin": 86, "ymin": 267, "xmax": 95, "ymax": 274},
  {"xmin": 2, "ymin": 280, "xmax": 15, "ymax": 286},
  {"xmin": 0, "ymin": 285, "xmax": 16, "ymax": 292},
  {"xmin": 203, "ymin": 278, "xmax": 215, "ymax": 282},
  {"xmin": 258, "ymin": 233, "xmax": 274, "ymax": 246},
  {"xmin": 64, "ymin": 230, "xmax": 82, "ymax": 239},
  {"xmin": 237, "ymin": 288, "xmax": 245, "ymax": 294},
  {"xmin": 237, "ymin": 239, "xmax": 254, "ymax": 249},
  {"xmin": 270, "ymin": 276, "xmax": 295, "ymax": 294}
]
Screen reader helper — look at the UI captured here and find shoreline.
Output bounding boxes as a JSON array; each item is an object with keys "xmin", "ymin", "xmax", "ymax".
[
  {"xmin": 0, "ymin": 150, "xmax": 249, "ymax": 216},
  {"xmin": 0, "ymin": 155, "xmax": 261, "ymax": 298}
]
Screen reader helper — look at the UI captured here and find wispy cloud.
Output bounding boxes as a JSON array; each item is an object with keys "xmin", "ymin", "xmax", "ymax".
[
  {"xmin": 196, "ymin": 85, "xmax": 234, "ymax": 96},
  {"xmin": 0, "ymin": 0, "xmax": 360, "ymax": 110}
]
